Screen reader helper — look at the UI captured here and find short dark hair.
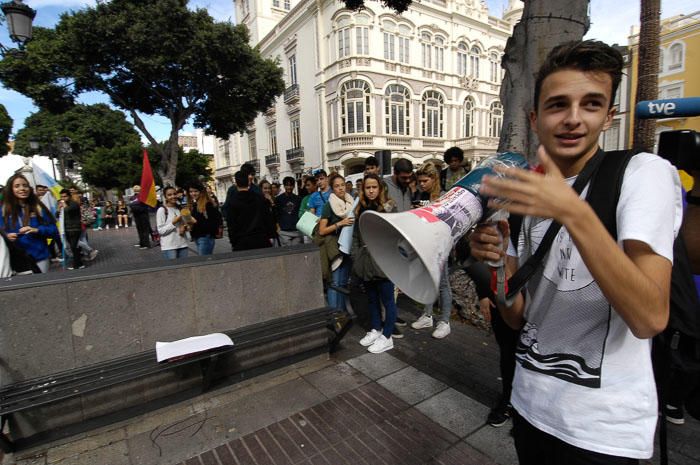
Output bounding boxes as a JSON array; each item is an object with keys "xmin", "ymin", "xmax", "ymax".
[
  {"xmin": 36, "ymin": 184, "xmax": 48, "ymax": 189},
  {"xmin": 188, "ymin": 181, "xmax": 205, "ymax": 192},
  {"xmin": 282, "ymin": 176, "xmax": 295, "ymax": 186},
  {"xmin": 241, "ymin": 162, "xmax": 256, "ymax": 177},
  {"xmin": 443, "ymin": 147, "xmax": 464, "ymax": 163},
  {"xmin": 305, "ymin": 175, "xmax": 317, "ymax": 184},
  {"xmin": 364, "ymin": 156, "xmax": 379, "ymax": 168},
  {"xmin": 314, "ymin": 169, "xmax": 327, "ymax": 177},
  {"xmin": 534, "ymin": 40, "xmax": 624, "ymax": 111},
  {"xmin": 60, "ymin": 188, "xmax": 70, "ymax": 196},
  {"xmin": 234, "ymin": 170, "xmax": 249, "ymax": 187},
  {"xmin": 271, "ymin": 182, "xmax": 280, "ymax": 188},
  {"xmin": 393, "ymin": 158, "xmax": 413, "ymax": 175}
]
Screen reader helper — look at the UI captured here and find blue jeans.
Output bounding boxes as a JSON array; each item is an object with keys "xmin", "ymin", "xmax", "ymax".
[
  {"xmin": 327, "ymin": 256, "xmax": 351, "ymax": 310},
  {"xmin": 423, "ymin": 261, "xmax": 452, "ymax": 323},
  {"xmin": 162, "ymin": 247, "xmax": 189, "ymax": 260},
  {"xmin": 366, "ymin": 279, "xmax": 397, "ymax": 338},
  {"xmin": 195, "ymin": 235, "xmax": 215, "ymax": 255}
]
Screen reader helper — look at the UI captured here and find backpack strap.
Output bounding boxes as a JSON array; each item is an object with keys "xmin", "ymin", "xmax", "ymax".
[
  {"xmin": 584, "ymin": 149, "xmax": 638, "ymax": 240},
  {"xmin": 502, "ymin": 148, "xmax": 609, "ymax": 304}
]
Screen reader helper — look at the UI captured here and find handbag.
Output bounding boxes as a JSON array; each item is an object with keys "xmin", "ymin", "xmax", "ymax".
[{"xmin": 296, "ymin": 211, "xmax": 319, "ymax": 237}]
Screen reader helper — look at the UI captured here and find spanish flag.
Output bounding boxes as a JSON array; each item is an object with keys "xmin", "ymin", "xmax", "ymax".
[{"xmin": 138, "ymin": 149, "xmax": 158, "ymax": 208}]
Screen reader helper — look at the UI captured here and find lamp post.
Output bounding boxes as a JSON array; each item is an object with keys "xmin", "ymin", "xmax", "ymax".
[
  {"xmin": 1, "ymin": 0, "xmax": 36, "ymax": 55},
  {"xmin": 29, "ymin": 135, "xmax": 71, "ymax": 180}
]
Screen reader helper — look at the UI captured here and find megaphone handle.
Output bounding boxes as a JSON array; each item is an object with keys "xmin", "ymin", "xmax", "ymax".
[{"xmin": 484, "ymin": 210, "xmax": 508, "ymax": 268}]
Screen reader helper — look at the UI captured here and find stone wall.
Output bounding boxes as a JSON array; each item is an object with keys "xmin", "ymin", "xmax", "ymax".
[{"xmin": 0, "ymin": 245, "xmax": 326, "ymax": 445}]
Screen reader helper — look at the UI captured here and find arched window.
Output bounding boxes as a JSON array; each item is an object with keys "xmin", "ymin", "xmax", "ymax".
[
  {"xmin": 338, "ymin": 27, "xmax": 351, "ymax": 58},
  {"xmin": 434, "ymin": 36, "xmax": 445, "ymax": 71},
  {"xmin": 385, "ymin": 84, "xmax": 411, "ymax": 136},
  {"xmin": 421, "ymin": 32, "xmax": 432, "ymax": 69},
  {"xmin": 457, "ymin": 43, "xmax": 468, "ymax": 76},
  {"xmin": 489, "ymin": 101, "xmax": 503, "ymax": 138},
  {"xmin": 489, "ymin": 52, "xmax": 500, "ymax": 82},
  {"xmin": 669, "ymin": 43, "xmax": 684, "ymax": 71},
  {"xmin": 464, "ymin": 97, "xmax": 475, "ymax": 137},
  {"xmin": 341, "ymin": 80, "xmax": 372, "ymax": 135},
  {"xmin": 422, "ymin": 91, "xmax": 444, "ymax": 138},
  {"xmin": 470, "ymin": 46, "xmax": 480, "ymax": 79}
]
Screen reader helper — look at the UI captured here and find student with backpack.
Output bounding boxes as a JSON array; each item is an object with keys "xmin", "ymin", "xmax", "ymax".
[{"xmin": 470, "ymin": 40, "xmax": 682, "ymax": 463}]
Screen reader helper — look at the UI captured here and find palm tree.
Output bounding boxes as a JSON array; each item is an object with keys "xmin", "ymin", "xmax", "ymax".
[{"xmin": 632, "ymin": 0, "xmax": 660, "ymax": 153}]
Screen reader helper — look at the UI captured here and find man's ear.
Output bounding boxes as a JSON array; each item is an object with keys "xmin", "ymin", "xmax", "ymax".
[
  {"xmin": 529, "ymin": 109, "xmax": 538, "ymax": 135},
  {"xmin": 602, "ymin": 106, "xmax": 616, "ymax": 131}
]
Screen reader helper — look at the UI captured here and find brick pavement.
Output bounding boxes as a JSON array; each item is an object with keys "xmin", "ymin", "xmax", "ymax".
[{"xmin": 175, "ymin": 383, "xmax": 495, "ymax": 465}]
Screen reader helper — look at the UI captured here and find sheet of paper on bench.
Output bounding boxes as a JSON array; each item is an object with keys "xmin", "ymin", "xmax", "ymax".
[{"xmin": 156, "ymin": 333, "xmax": 234, "ymax": 363}]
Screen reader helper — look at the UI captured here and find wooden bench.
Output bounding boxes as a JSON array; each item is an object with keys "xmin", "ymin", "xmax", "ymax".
[{"xmin": 0, "ymin": 306, "xmax": 350, "ymax": 452}]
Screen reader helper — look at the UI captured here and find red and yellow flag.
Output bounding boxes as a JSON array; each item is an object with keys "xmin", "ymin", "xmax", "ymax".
[{"xmin": 138, "ymin": 149, "xmax": 158, "ymax": 208}]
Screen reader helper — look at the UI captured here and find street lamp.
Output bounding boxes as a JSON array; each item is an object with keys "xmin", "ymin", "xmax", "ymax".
[
  {"xmin": 1, "ymin": 0, "xmax": 36, "ymax": 55},
  {"xmin": 29, "ymin": 135, "xmax": 71, "ymax": 180}
]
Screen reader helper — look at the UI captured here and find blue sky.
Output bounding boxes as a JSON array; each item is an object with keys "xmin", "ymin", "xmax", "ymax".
[{"xmin": 1, "ymin": 0, "xmax": 697, "ymax": 144}]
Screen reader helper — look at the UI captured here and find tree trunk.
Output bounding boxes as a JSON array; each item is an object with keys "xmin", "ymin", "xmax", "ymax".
[
  {"xmin": 498, "ymin": 0, "xmax": 590, "ymax": 163},
  {"xmin": 632, "ymin": 0, "xmax": 660, "ymax": 153},
  {"xmin": 160, "ymin": 129, "xmax": 180, "ymax": 187}
]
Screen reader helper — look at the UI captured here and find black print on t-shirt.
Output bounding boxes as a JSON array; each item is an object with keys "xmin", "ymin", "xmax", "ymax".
[{"xmin": 517, "ymin": 220, "xmax": 610, "ymax": 389}]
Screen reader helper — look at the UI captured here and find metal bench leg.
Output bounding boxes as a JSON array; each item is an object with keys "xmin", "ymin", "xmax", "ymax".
[
  {"xmin": 200, "ymin": 355, "xmax": 218, "ymax": 392},
  {"xmin": 0, "ymin": 415, "xmax": 15, "ymax": 453}
]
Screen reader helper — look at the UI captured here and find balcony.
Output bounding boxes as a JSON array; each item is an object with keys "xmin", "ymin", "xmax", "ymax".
[
  {"xmin": 249, "ymin": 158, "xmax": 260, "ymax": 173},
  {"xmin": 265, "ymin": 153, "xmax": 280, "ymax": 167},
  {"xmin": 286, "ymin": 147, "xmax": 304, "ymax": 163},
  {"xmin": 284, "ymin": 84, "xmax": 299, "ymax": 104}
]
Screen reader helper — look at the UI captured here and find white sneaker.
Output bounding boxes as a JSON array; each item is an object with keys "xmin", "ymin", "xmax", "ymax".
[
  {"xmin": 411, "ymin": 314, "xmax": 433, "ymax": 330},
  {"xmin": 368, "ymin": 335, "xmax": 393, "ymax": 353},
  {"xmin": 360, "ymin": 329, "xmax": 381, "ymax": 347},
  {"xmin": 432, "ymin": 321, "xmax": 451, "ymax": 339}
]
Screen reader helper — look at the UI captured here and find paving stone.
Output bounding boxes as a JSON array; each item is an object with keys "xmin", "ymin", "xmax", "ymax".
[
  {"xmin": 346, "ymin": 353, "xmax": 407, "ymax": 381},
  {"xmin": 214, "ymin": 444, "xmax": 237, "ymax": 465},
  {"xmin": 429, "ymin": 441, "xmax": 498, "ymax": 465},
  {"xmin": 377, "ymin": 366, "xmax": 449, "ymax": 406},
  {"xmin": 415, "ymin": 388, "xmax": 489, "ymax": 438},
  {"xmin": 464, "ymin": 425, "xmax": 518, "ymax": 465},
  {"xmin": 125, "ymin": 411, "xmax": 218, "ymax": 465},
  {"xmin": 51, "ymin": 441, "xmax": 130, "ymax": 465},
  {"xmin": 302, "ymin": 362, "xmax": 370, "ymax": 398}
]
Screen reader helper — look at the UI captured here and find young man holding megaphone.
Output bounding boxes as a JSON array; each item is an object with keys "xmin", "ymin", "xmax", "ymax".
[{"xmin": 469, "ymin": 40, "xmax": 682, "ymax": 463}]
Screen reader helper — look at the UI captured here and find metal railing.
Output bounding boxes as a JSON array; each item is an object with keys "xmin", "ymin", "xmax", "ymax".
[
  {"xmin": 265, "ymin": 153, "xmax": 280, "ymax": 166},
  {"xmin": 286, "ymin": 147, "xmax": 304, "ymax": 162}
]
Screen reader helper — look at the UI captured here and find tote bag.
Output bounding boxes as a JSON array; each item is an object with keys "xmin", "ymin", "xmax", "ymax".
[{"xmin": 296, "ymin": 211, "xmax": 319, "ymax": 237}]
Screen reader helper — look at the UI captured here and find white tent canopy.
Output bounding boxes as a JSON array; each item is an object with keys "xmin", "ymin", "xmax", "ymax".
[{"xmin": 0, "ymin": 154, "xmax": 57, "ymax": 187}]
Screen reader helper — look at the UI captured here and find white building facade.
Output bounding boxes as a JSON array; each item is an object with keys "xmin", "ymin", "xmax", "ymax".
[{"xmin": 214, "ymin": 0, "xmax": 522, "ymax": 197}]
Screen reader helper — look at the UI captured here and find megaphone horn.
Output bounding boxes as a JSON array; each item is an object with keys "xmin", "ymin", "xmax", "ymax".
[{"xmin": 359, "ymin": 152, "xmax": 528, "ymax": 304}]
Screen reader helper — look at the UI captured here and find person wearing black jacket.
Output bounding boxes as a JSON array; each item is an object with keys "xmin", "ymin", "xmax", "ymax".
[
  {"xmin": 228, "ymin": 170, "xmax": 274, "ymax": 251},
  {"xmin": 188, "ymin": 182, "xmax": 223, "ymax": 256},
  {"xmin": 276, "ymin": 176, "xmax": 302, "ymax": 247},
  {"xmin": 59, "ymin": 189, "xmax": 84, "ymax": 270},
  {"xmin": 129, "ymin": 185, "xmax": 151, "ymax": 249}
]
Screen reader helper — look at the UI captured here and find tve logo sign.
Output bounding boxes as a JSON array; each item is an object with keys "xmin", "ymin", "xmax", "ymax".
[{"xmin": 636, "ymin": 97, "xmax": 700, "ymax": 119}]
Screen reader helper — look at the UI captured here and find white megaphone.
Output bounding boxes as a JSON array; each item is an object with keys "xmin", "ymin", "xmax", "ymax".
[{"xmin": 359, "ymin": 152, "xmax": 528, "ymax": 304}]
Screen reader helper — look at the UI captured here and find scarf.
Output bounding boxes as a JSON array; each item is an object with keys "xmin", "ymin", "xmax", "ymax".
[{"xmin": 329, "ymin": 192, "xmax": 354, "ymax": 218}]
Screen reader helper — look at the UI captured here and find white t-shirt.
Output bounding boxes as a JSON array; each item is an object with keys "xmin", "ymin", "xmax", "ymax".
[
  {"xmin": 156, "ymin": 206, "xmax": 190, "ymax": 251},
  {"xmin": 507, "ymin": 152, "xmax": 683, "ymax": 459}
]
